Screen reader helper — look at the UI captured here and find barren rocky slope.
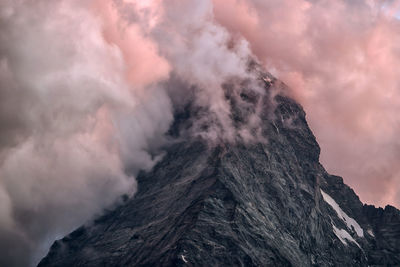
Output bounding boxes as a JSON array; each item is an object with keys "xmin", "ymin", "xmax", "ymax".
[{"xmin": 39, "ymin": 75, "xmax": 400, "ymax": 266}]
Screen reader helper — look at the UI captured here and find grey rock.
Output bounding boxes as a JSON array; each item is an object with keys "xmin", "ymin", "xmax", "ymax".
[{"xmin": 38, "ymin": 74, "xmax": 400, "ymax": 267}]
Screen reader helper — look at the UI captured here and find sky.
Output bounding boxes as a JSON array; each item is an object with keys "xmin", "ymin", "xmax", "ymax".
[{"xmin": 0, "ymin": 0, "xmax": 400, "ymax": 266}]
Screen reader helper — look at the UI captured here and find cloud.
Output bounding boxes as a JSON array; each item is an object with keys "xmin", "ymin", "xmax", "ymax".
[
  {"xmin": 0, "ymin": 0, "xmax": 174, "ymax": 265},
  {"xmin": 141, "ymin": 0, "xmax": 258, "ymax": 141}
]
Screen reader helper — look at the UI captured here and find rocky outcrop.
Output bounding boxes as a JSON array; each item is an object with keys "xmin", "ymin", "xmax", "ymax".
[{"xmin": 38, "ymin": 76, "xmax": 400, "ymax": 266}]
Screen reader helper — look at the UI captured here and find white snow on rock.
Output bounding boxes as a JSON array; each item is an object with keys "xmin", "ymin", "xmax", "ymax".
[
  {"xmin": 181, "ymin": 255, "xmax": 188, "ymax": 263},
  {"xmin": 320, "ymin": 189, "xmax": 364, "ymax": 237},
  {"xmin": 367, "ymin": 229, "xmax": 375, "ymax": 237},
  {"xmin": 332, "ymin": 225, "xmax": 361, "ymax": 248},
  {"xmin": 262, "ymin": 77, "xmax": 272, "ymax": 83}
]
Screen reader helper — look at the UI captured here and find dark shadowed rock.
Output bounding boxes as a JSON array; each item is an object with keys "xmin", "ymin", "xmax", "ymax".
[{"xmin": 38, "ymin": 75, "xmax": 400, "ymax": 267}]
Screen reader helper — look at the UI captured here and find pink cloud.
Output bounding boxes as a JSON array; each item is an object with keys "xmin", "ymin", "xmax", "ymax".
[
  {"xmin": 91, "ymin": 1, "xmax": 170, "ymax": 88},
  {"xmin": 213, "ymin": 0, "xmax": 400, "ymax": 207}
]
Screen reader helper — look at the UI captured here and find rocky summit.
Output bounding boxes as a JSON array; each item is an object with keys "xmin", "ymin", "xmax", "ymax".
[{"xmin": 38, "ymin": 74, "xmax": 400, "ymax": 267}]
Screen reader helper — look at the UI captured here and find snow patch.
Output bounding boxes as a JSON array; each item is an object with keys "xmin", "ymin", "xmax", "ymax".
[
  {"xmin": 367, "ymin": 229, "xmax": 375, "ymax": 237},
  {"xmin": 262, "ymin": 76, "xmax": 272, "ymax": 83},
  {"xmin": 332, "ymin": 225, "xmax": 361, "ymax": 248},
  {"xmin": 320, "ymin": 190, "xmax": 364, "ymax": 237},
  {"xmin": 181, "ymin": 255, "xmax": 188, "ymax": 263}
]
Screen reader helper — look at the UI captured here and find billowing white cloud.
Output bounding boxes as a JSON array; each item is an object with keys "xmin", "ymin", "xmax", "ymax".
[{"xmin": 0, "ymin": 0, "xmax": 173, "ymax": 265}]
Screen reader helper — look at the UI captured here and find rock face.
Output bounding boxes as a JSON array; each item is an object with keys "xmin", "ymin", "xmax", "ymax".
[{"xmin": 38, "ymin": 75, "xmax": 400, "ymax": 267}]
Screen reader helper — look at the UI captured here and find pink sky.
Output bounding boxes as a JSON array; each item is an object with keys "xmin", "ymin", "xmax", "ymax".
[{"xmin": 213, "ymin": 0, "xmax": 400, "ymax": 207}]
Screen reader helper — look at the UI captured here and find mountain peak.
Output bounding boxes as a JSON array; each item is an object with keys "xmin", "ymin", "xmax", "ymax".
[{"xmin": 38, "ymin": 74, "xmax": 400, "ymax": 266}]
